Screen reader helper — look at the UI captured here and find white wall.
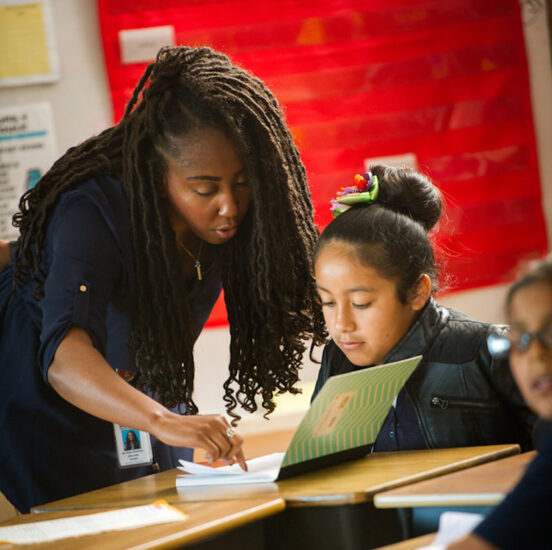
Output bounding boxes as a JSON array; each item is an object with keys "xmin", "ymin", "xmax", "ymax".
[
  {"xmin": 521, "ymin": 0, "xmax": 552, "ymax": 250},
  {"xmin": 2, "ymin": 0, "xmax": 551, "ymax": 434}
]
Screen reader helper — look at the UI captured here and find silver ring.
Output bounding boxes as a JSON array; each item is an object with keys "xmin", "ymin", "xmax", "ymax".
[{"xmin": 225, "ymin": 428, "xmax": 236, "ymax": 439}]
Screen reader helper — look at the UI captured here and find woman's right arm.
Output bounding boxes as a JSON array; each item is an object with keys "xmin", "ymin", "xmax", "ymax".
[{"xmin": 49, "ymin": 326, "xmax": 246, "ymax": 469}]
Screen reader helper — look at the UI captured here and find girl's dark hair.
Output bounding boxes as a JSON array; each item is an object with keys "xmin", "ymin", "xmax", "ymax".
[
  {"xmin": 12, "ymin": 46, "xmax": 326, "ymax": 421},
  {"xmin": 314, "ymin": 164, "xmax": 442, "ymax": 303},
  {"xmin": 506, "ymin": 255, "xmax": 552, "ymax": 315}
]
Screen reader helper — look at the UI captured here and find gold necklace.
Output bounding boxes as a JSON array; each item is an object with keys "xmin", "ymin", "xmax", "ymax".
[{"xmin": 176, "ymin": 237, "xmax": 204, "ymax": 281}]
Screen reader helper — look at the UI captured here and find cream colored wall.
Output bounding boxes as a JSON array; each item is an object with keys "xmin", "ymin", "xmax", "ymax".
[
  {"xmin": 1, "ymin": 0, "xmax": 551, "ymax": 437},
  {"xmin": 522, "ymin": 1, "xmax": 552, "ymax": 248}
]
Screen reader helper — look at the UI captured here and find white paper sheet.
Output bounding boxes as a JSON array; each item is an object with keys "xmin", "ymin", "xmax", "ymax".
[
  {"xmin": 119, "ymin": 25, "xmax": 175, "ymax": 64},
  {"xmin": 417, "ymin": 511, "xmax": 484, "ymax": 549},
  {"xmin": 0, "ymin": 501, "xmax": 187, "ymax": 545},
  {"xmin": 177, "ymin": 452, "xmax": 284, "ymax": 486}
]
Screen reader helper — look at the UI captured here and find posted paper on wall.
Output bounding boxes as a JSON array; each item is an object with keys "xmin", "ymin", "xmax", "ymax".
[
  {"xmin": 0, "ymin": 102, "xmax": 57, "ymax": 240},
  {"xmin": 0, "ymin": 0, "xmax": 60, "ymax": 87}
]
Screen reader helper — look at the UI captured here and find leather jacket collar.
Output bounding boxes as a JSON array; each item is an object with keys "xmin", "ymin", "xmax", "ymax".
[{"xmin": 385, "ymin": 298, "xmax": 449, "ymax": 364}]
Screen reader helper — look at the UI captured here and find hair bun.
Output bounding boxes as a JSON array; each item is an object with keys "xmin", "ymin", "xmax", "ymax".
[{"xmin": 370, "ymin": 164, "xmax": 442, "ymax": 232}]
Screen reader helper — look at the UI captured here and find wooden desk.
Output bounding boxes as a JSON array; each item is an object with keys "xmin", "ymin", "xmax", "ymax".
[
  {"xmin": 1, "ymin": 498, "xmax": 285, "ymax": 549},
  {"xmin": 33, "ymin": 444, "xmax": 519, "ymax": 513},
  {"xmin": 375, "ymin": 533, "xmax": 436, "ymax": 549},
  {"xmin": 275, "ymin": 444, "xmax": 520, "ymax": 507},
  {"xmin": 373, "ymin": 450, "xmax": 534, "ymax": 509},
  {"xmin": 30, "ymin": 445, "xmax": 518, "ymax": 550}
]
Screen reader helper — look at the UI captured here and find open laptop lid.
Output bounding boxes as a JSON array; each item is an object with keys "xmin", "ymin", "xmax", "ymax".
[{"xmin": 277, "ymin": 355, "xmax": 422, "ymax": 480}]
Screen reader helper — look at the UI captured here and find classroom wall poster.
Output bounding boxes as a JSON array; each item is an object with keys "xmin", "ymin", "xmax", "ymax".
[
  {"xmin": 96, "ymin": 0, "xmax": 549, "ymax": 327},
  {"xmin": 0, "ymin": 102, "xmax": 57, "ymax": 240},
  {"xmin": 0, "ymin": 0, "xmax": 60, "ymax": 87}
]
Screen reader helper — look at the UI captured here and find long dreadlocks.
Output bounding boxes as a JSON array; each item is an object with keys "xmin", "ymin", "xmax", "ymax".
[{"xmin": 12, "ymin": 46, "xmax": 326, "ymax": 421}]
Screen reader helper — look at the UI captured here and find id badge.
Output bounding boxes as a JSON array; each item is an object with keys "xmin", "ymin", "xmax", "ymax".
[{"xmin": 113, "ymin": 424, "xmax": 153, "ymax": 468}]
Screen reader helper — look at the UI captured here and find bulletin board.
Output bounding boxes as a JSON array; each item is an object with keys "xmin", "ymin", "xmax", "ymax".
[{"xmin": 96, "ymin": 0, "xmax": 548, "ymax": 327}]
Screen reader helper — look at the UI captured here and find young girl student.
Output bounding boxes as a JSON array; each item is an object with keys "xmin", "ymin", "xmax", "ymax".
[
  {"xmin": 449, "ymin": 256, "xmax": 552, "ymax": 550},
  {"xmin": 0, "ymin": 45, "xmax": 325, "ymax": 512},
  {"xmin": 312, "ymin": 165, "xmax": 535, "ymax": 451}
]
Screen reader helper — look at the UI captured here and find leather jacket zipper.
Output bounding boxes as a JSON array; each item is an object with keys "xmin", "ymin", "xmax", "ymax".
[{"xmin": 430, "ymin": 396, "xmax": 498, "ymax": 410}]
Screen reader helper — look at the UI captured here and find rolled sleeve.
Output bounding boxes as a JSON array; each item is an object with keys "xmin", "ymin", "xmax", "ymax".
[{"xmin": 38, "ymin": 190, "xmax": 125, "ymax": 381}]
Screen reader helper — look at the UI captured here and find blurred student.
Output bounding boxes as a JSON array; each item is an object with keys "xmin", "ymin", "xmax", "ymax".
[
  {"xmin": 449, "ymin": 256, "xmax": 552, "ymax": 550},
  {"xmin": 312, "ymin": 166, "xmax": 535, "ymax": 451}
]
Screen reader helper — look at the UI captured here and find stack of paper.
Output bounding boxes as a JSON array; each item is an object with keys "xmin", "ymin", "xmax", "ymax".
[
  {"xmin": 177, "ymin": 453, "xmax": 284, "ymax": 486},
  {"xmin": 0, "ymin": 501, "xmax": 186, "ymax": 545}
]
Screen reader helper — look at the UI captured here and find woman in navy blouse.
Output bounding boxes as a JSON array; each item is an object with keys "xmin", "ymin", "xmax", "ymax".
[{"xmin": 0, "ymin": 46, "xmax": 325, "ymax": 512}]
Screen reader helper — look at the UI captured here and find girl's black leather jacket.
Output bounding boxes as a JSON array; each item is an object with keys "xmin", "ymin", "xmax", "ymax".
[{"xmin": 313, "ymin": 298, "xmax": 536, "ymax": 451}]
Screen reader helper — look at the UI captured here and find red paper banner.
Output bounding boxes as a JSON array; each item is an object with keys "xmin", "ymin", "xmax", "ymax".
[{"xmin": 97, "ymin": 0, "xmax": 548, "ymax": 327}]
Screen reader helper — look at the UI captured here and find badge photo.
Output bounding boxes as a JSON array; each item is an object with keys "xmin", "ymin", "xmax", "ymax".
[{"xmin": 113, "ymin": 424, "xmax": 153, "ymax": 468}]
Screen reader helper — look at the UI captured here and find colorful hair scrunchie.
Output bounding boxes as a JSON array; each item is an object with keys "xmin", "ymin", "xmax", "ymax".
[{"xmin": 330, "ymin": 171, "xmax": 379, "ymax": 217}]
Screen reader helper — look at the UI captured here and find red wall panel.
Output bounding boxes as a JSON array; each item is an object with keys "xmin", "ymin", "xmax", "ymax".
[{"xmin": 97, "ymin": 0, "xmax": 548, "ymax": 326}]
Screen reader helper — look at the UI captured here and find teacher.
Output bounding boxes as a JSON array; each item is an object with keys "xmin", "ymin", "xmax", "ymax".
[{"xmin": 0, "ymin": 46, "xmax": 325, "ymax": 512}]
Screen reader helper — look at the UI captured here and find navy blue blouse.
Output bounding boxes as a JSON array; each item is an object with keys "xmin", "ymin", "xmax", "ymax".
[{"xmin": 0, "ymin": 176, "xmax": 222, "ymax": 512}]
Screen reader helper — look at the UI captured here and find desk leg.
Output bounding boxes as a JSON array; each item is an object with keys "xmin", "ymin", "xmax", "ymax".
[{"xmin": 264, "ymin": 503, "xmax": 403, "ymax": 550}]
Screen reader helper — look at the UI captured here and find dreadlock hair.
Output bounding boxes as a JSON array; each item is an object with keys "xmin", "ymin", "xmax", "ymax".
[{"xmin": 12, "ymin": 45, "xmax": 326, "ymax": 421}]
